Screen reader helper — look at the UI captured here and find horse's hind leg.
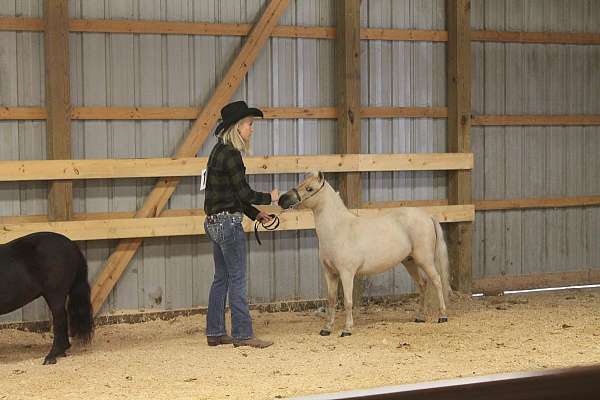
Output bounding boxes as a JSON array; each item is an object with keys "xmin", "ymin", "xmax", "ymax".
[
  {"xmin": 43, "ymin": 295, "xmax": 70, "ymax": 365},
  {"xmin": 320, "ymin": 267, "xmax": 339, "ymax": 336},
  {"xmin": 415, "ymin": 259, "xmax": 448, "ymax": 323},
  {"xmin": 404, "ymin": 259, "xmax": 427, "ymax": 322}
]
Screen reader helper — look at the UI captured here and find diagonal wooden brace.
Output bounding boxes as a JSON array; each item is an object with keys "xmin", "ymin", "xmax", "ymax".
[{"xmin": 91, "ymin": 0, "xmax": 290, "ymax": 315}]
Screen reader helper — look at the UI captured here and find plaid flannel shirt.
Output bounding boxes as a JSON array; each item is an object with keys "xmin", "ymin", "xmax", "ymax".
[{"xmin": 203, "ymin": 140, "xmax": 271, "ymax": 220}]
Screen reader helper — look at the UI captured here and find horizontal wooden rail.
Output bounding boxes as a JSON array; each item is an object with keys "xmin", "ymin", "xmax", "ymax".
[
  {"xmin": 473, "ymin": 269, "xmax": 600, "ymax": 295},
  {"xmin": 4, "ymin": 107, "xmax": 600, "ymax": 126},
  {"xmin": 471, "ymin": 30, "xmax": 600, "ymax": 45},
  {"xmin": 4, "ymin": 195, "xmax": 599, "ymax": 225},
  {"xmin": 362, "ymin": 196, "xmax": 600, "ymax": 212},
  {"xmin": 475, "ymin": 196, "xmax": 600, "ymax": 211},
  {"xmin": 472, "ymin": 115, "xmax": 600, "ymax": 126},
  {"xmin": 0, "ymin": 205, "xmax": 474, "ymax": 244},
  {"xmin": 0, "ymin": 106, "xmax": 446, "ymax": 120},
  {"xmin": 2, "ymin": 17, "xmax": 600, "ymax": 44},
  {"xmin": 0, "ymin": 153, "xmax": 473, "ymax": 181},
  {"xmin": 0, "ymin": 107, "xmax": 47, "ymax": 120}
]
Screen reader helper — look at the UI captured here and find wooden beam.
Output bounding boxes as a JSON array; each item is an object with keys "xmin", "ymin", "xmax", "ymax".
[
  {"xmin": 4, "ymin": 194, "xmax": 600, "ymax": 226},
  {"xmin": 4, "ymin": 16, "xmax": 600, "ymax": 45},
  {"xmin": 473, "ymin": 270, "xmax": 600, "ymax": 295},
  {"xmin": 7, "ymin": 106, "xmax": 600, "ymax": 125},
  {"xmin": 0, "ymin": 205, "xmax": 474, "ymax": 244},
  {"xmin": 336, "ymin": 0, "xmax": 363, "ymax": 306},
  {"xmin": 1, "ymin": 106, "xmax": 449, "ymax": 121},
  {"xmin": 44, "ymin": 0, "xmax": 72, "ymax": 221},
  {"xmin": 0, "ymin": 203, "xmax": 475, "ymax": 225},
  {"xmin": 0, "ymin": 107, "xmax": 47, "ymax": 119},
  {"xmin": 472, "ymin": 115, "xmax": 600, "ymax": 126},
  {"xmin": 90, "ymin": 0, "xmax": 291, "ymax": 316},
  {"xmin": 362, "ymin": 107, "xmax": 447, "ymax": 119},
  {"xmin": 0, "ymin": 153, "xmax": 473, "ymax": 182},
  {"xmin": 0, "ymin": 17, "xmax": 44, "ymax": 31},
  {"xmin": 447, "ymin": 0, "xmax": 473, "ymax": 294},
  {"xmin": 361, "ymin": 28, "xmax": 447, "ymax": 42},
  {"xmin": 475, "ymin": 196, "xmax": 600, "ymax": 211},
  {"xmin": 336, "ymin": 0, "xmax": 362, "ymax": 210},
  {"xmin": 471, "ymin": 30, "xmax": 600, "ymax": 45}
]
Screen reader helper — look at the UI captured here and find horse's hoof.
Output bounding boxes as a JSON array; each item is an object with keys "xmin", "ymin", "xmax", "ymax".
[
  {"xmin": 43, "ymin": 357, "xmax": 57, "ymax": 365},
  {"xmin": 438, "ymin": 316, "xmax": 448, "ymax": 323},
  {"xmin": 319, "ymin": 329, "xmax": 331, "ymax": 336},
  {"xmin": 414, "ymin": 318, "xmax": 426, "ymax": 323},
  {"xmin": 340, "ymin": 331, "xmax": 352, "ymax": 337}
]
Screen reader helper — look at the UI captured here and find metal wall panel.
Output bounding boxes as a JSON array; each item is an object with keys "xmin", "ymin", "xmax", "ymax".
[{"xmin": 471, "ymin": 0, "xmax": 600, "ymax": 281}]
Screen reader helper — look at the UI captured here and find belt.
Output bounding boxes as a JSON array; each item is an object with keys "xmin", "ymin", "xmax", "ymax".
[{"xmin": 206, "ymin": 211, "xmax": 242, "ymax": 224}]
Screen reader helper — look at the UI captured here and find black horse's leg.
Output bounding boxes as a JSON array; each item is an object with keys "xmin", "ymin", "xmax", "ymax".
[{"xmin": 43, "ymin": 297, "xmax": 70, "ymax": 365}]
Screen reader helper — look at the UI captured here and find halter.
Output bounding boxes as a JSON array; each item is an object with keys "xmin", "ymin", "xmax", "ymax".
[
  {"xmin": 253, "ymin": 178, "xmax": 325, "ymax": 245},
  {"xmin": 288, "ymin": 179, "xmax": 326, "ymax": 209}
]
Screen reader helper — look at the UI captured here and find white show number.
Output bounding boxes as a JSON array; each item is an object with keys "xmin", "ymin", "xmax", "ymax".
[{"xmin": 200, "ymin": 169, "xmax": 207, "ymax": 191}]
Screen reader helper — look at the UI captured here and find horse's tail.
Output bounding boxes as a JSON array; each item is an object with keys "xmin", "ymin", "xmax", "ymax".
[
  {"xmin": 68, "ymin": 253, "xmax": 94, "ymax": 343},
  {"xmin": 432, "ymin": 217, "xmax": 452, "ymax": 303}
]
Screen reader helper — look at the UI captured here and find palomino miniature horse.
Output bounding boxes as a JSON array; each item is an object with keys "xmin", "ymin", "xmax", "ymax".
[
  {"xmin": 0, "ymin": 232, "xmax": 94, "ymax": 364},
  {"xmin": 278, "ymin": 172, "xmax": 451, "ymax": 336}
]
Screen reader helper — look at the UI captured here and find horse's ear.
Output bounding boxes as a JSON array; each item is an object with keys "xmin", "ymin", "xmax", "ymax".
[{"xmin": 318, "ymin": 171, "xmax": 324, "ymax": 182}]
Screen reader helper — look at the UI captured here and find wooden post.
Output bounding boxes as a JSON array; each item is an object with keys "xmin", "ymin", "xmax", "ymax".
[
  {"xmin": 447, "ymin": 0, "xmax": 472, "ymax": 293},
  {"xmin": 44, "ymin": 0, "xmax": 72, "ymax": 221},
  {"xmin": 90, "ymin": 0, "xmax": 290, "ymax": 315},
  {"xmin": 335, "ymin": 0, "xmax": 364, "ymax": 306},
  {"xmin": 336, "ymin": 0, "xmax": 361, "ymax": 207}
]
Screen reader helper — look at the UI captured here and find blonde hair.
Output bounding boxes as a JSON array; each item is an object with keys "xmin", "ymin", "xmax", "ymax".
[{"xmin": 220, "ymin": 118, "xmax": 251, "ymax": 155}]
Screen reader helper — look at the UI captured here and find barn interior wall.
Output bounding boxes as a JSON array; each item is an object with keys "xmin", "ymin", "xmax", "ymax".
[{"xmin": 0, "ymin": 0, "xmax": 599, "ymax": 322}]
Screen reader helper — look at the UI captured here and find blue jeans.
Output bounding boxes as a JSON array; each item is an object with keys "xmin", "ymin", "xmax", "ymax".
[{"xmin": 204, "ymin": 213, "xmax": 253, "ymax": 340}]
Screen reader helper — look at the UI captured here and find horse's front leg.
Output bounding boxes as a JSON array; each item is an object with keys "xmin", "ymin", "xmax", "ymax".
[
  {"xmin": 320, "ymin": 267, "xmax": 339, "ymax": 336},
  {"xmin": 339, "ymin": 271, "xmax": 355, "ymax": 337}
]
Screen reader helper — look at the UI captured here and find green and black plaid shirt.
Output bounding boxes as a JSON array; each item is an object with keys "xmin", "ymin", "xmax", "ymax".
[{"xmin": 203, "ymin": 140, "xmax": 271, "ymax": 220}]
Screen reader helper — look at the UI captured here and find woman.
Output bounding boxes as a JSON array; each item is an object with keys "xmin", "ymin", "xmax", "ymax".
[{"xmin": 203, "ymin": 101, "xmax": 278, "ymax": 349}]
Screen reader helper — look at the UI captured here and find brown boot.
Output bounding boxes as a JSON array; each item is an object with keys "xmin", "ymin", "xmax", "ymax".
[
  {"xmin": 233, "ymin": 337, "xmax": 274, "ymax": 349},
  {"xmin": 207, "ymin": 335, "xmax": 234, "ymax": 346}
]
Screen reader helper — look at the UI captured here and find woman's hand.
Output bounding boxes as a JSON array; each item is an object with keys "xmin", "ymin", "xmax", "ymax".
[
  {"xmin": 256, "ymin": 212, "xmax": 273, "ymax": 224},
  {"xmin": 270, "ymin": 189, "xmax": 279, "ymax": 203}
]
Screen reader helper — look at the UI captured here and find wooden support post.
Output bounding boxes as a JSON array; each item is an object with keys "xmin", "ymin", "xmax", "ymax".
[
  {"xmin": 335, "ymin": 0, "xmax": 364, "ymax": 306},
  {"xmin": 44, "ymin": 0, "xmax": 72, "ymax": 221},
  {"xmin": 336, "ymin": 0, "xmax": 361, "ymax": 207},
  {"xmin": 90, "ymin": 0, "xmax": 290, "ymax": 315},
  {"xmin": 447, "ymin": 0, "xmax": 472, "ymax": 293}
]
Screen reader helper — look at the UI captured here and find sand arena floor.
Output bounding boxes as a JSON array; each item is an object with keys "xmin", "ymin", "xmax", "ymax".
[{"xmin": 1, "ymin": 289, "xmax": 599, "ymax": 399}]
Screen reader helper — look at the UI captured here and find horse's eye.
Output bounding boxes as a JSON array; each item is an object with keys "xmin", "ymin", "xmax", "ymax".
[{"xmin": 306, "ymin": 187, "xmax": 313, "ymax": 192}]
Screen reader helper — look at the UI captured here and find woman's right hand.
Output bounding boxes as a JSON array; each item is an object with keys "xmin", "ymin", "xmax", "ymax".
[
  {"xmin": 270, "ymin": 189, "xmax": 279, "ymax": 203},
  {"xmin": 256, "ymin": 211, "xmax": 273, "ymax": 224}
]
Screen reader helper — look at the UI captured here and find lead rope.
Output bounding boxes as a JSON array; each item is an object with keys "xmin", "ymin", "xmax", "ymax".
[{"xmin": 254, "ymin": 214, "xmax": 280, "ymax": 245}]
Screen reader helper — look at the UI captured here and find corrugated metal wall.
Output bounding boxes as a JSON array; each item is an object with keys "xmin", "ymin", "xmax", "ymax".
[
  {"xmin": 471, "ymin": 0, "xmax": 600, "ymax": 281},
  {"xmin": 1, "ymin": 0, "xmax": 599, "ymax": 323}
]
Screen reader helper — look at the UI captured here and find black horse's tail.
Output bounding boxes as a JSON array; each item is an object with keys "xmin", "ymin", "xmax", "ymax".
[{"xmin": 68, "ymin": 254, "xmax": 94, "ymax": 343}]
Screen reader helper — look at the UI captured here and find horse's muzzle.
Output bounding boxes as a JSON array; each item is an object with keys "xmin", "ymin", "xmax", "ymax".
[{"xmin": 278, "ymin": 190, "xmax": 300, "ymax": 209}]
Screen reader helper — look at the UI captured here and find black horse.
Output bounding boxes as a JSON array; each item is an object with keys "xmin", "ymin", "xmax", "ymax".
[{"xmin": 0, "ymin": 232, "xmax": 94, "ymax": 364}]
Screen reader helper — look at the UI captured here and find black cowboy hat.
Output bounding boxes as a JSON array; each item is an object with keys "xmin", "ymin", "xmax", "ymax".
[{"xmin": 214, "ymin": 100, "xmax": 263, "ymax": 136}]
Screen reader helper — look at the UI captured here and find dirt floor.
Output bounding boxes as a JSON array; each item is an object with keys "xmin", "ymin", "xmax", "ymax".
[{"xmin": 1, "ymin": 289, "xmax": 600, "ymax": 400}]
